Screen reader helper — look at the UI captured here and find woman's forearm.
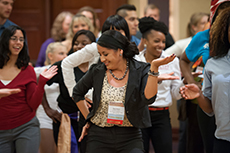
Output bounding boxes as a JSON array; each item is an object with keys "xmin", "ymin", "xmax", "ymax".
[
  {"xmin": 76, "ymin": 100, "xmax": 90, "ymax": 119},
  {"xmin": 197, "ymin": 93, "xmax": 213, "ymax": 114}
]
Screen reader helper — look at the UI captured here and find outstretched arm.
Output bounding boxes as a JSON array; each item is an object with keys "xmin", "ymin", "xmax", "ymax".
[
  {"xmin": 180, "ymin": 84, "xmax": 213, "ymax": 114},
  {"xmin": 144, "ymin": 54, "xmax": 176, "ymax": 99},
  {"xmin": 61, "ymin": 43, "xmax": 98, "ymax": 96}
]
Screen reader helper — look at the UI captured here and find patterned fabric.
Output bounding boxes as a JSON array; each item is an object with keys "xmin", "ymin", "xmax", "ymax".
[{"xmin": 90, "ymin": 73, "xmax": 133, "ymax": 127}]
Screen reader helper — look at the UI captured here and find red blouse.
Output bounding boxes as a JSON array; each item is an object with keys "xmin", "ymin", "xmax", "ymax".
[{"xmin": 0, "ymin": 65, "xmax": 48, "ymax": 130}]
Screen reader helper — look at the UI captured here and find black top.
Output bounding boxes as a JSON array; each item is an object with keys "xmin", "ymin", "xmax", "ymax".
[
  {"xmin": 72, "ymin": 59, "xmax": 156, "ymax": 128},
  {"xmin": 47, "ymin": 60, "xmax": 86, "ymax": 114}
]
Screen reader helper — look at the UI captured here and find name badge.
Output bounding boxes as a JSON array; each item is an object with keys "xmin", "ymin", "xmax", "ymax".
[{"xmin": 107, "ymin": 101, "xmax": 124, "ymax": 125}]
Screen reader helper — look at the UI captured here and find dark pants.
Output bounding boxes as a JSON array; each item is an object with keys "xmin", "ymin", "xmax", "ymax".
[
  {"xmin": 213, "ymin": 137, "xmax": 230, "ymax": 153},
  {"xmin": 86, "ymin": 124, "xmax": 144, "ymax": 153},
  {"xmin": 197, "ymin": 106, "xmax": 216, "ymax": 153},
  {"xmin": 186, "ymin": 101, "xmax": 204, "ymax": 153},
  {"xmin": 141, "ymin": 110, "xmax": 172, "ymax": 153},
  {"xmin": 177, "ymin": 99, "xmax": 187, "ymax": 153}
]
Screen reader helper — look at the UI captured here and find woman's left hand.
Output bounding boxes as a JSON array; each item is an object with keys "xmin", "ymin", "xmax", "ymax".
[
  {"xmin": 41, "ymin": 65, "xmax": 58, "ymax": 79},
  {"xmin": 151, "ymin": 54, "xmax": 176, "ymax": 68}
]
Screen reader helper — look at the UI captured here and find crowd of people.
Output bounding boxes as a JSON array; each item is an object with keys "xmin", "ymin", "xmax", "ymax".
[{"xmin": 1, "ymin": 0, "xmax": 230, "ymax": 153}]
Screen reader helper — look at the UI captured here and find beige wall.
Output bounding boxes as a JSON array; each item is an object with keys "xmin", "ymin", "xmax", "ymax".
[{"xmin": 170, "ymin": 0, "xmax": 210, "ymax": 41}]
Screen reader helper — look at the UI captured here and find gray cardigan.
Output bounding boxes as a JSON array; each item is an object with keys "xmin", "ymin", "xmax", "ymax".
[{"xmin": 72, "ymin": 59, "xmax": 156, "ymax": 128}]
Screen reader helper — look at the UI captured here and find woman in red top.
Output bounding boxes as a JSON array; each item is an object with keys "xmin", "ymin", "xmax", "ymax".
[{"xmin": 0, "ymin": 25, "xmax": 57, "ymax": 153}]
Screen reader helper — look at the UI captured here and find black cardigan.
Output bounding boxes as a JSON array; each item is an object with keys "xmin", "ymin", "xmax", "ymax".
[{"xmin": 72, "ymin": 59, "xmax": 156, "ymax": 128}]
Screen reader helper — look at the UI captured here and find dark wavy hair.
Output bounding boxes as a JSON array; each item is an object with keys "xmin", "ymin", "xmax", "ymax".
[
  {"xmin": 102, "ymin": 15, "xmax": 130, "ymax": 40},
  {"xmin": 97, "ymin": 30, "xmax": 138, "ymax": 60},
  {"xmin": 0, "ymin": 25, "xmax": 29, "ymax": 69},
  {"xmin": 68, "ymin": 30, "xmax": 96, "ymax": 55},
  {"xmin": 139, "ymin": 17, "xmax": 168, "ymax": 39},
  {"xmin": 210, "ymin": 7, "xmax": 230, "ymax": 58}
]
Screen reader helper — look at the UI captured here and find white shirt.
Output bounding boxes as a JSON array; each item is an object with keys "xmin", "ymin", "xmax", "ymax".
[
  {"xmin": 164, "ymin": 37, "xmax": 192, "ymax": 58},
  {"xmin": 135, "ymin": 50, "xmax": 183, "ymax": 107},
  {"xmin": 61, "ymin": 42, "xmax": 99, "ymax": 96}
]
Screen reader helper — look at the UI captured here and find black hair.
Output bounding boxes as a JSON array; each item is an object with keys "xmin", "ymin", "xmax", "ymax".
[
  {"xmin": 138, "ymin": 17, "xmax": 168, "ymax": 39},
  {"xmin": 101, "ymin": 15, "xmax": 131, "ymax": 40},
  {"xmin": 0, "ymin": 25, "xmax": 29, "ymax": 69},
  {"xmin": 97, "ymin": 30, "xmax": 138, "ymax": 60},
  {"xmin": 116, "ymin": 4, "xmax": 136, "ymax": 18},
  {"xmin": 210, "ymin": 7, "xmax": 230, "ymax": 58},
  {"xmin": 116, "ymin": 4, "xmax": 136, "ymax": 13},
  {"xmin": 68, "ymin": 29, "xmax": 96, "ymax": 55}
]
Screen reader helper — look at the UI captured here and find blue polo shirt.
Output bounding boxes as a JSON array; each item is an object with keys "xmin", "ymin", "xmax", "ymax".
[
  {"xmin": 130, "ymin": 35, "xmax": 140, "ymax": 46},
  {"xmin": 0, "ymin": 19, "xmax": 16, "ymax": 36},
  {"xmin": 185, "ymin": 29, "xmax": 210, "ymax": 65}
]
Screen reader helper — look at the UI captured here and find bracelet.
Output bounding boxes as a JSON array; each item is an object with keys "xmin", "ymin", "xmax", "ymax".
[{"xmin": 148, "ymin": 70, "xmax": 159, "ymax": 77}]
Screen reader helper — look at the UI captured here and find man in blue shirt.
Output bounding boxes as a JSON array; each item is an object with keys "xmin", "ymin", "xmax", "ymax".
[
  {"xmin": 116, "ymin": 4, "xmax": 140, "ymax": 46},
  {"xmin": 0, "ymin": 0, "xmax": 16, "ymax": 36}
]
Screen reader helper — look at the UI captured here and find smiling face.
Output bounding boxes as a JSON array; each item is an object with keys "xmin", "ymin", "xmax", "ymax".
[
  {"xmin": 73, "ymin": 34, "xmax": 92, "ymax": 52},
  {"xmin": 9, "ymin": 29, "xmax": 24, "ymax": 57},
  {"xmin": 144, "ymin": 29, "xmax": 165, "ymax": 59},
  {"xmin": 0, "ymin": 0, "xmax": 13, "ymax": 21},
  {"xmin": 97, "ymin": 44, "xmax": 123, "ymax": 70},
  {"xmin": 72, "ymin": 19, "xmax": 90, "ymax": 34}
]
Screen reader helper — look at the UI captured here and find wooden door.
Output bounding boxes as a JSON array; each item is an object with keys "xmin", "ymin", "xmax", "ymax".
[{"xmin": 9, "ymin": 0, "xmax": 127, "ymax": 64}]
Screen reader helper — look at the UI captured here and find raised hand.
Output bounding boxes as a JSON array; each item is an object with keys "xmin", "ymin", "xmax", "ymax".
[
  {"xmin": 180, "ymin": 83, "xmax": 201, "ymax": 99},
  {"xmin": 151, "ymin": 54, "xmax": 176, "ymax": 68},
  {"xmin": 0, "ymin": 88, "xmax": 21, "ymax": 99},
  {"xmin": 41, "ymin": 65, "xmax": 58, "ymax": 80}
]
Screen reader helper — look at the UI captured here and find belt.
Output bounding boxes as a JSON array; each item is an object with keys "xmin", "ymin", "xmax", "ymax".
[{"xmin": 148, "ymin": 106, "xmax": 169, "ymax": 111}]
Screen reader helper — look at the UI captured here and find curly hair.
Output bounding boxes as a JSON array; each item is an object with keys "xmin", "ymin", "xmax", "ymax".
[
  {"xmin": 139, "ymin": 17, "xmax": 168, "ymax": 39},
  {"xmin": 0, "ymin": 25, "xmax": 30, "ymax": 69},
  {"xmin": 210, "ymin": 7, "xmax": 230, "ymax": 58},
  {"xmin": 66, "ymin": 14, "xmax": 94, "ymax": 40},
  {"xmin": 51, "ymin": 11, "xmax": 74, "ymax": 41}
]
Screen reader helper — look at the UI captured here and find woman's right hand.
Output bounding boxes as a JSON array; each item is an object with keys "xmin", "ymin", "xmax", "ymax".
[
  {"xmin": 79, "ymin": 122, "xmax": 91, "ymax": 142},
  {"xmin": 180, "ymin": 83, "xmax": 201, "ymax": 99},
  {"xmin": 0, "ymin": 88, "xmax": 21, "ymax": 99},
  {"xmin": 44, "ymin": 107, "xmax": 62, "ymax": 123}
]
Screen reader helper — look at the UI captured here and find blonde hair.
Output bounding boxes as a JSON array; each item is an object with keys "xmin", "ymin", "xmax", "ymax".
[
  {"xmin": 44, "ymin": 42, "xmax": 67, "ymax": 65},
  {"xmin": 51, "ymin": 11, "xmax": 74, "ymax": 41},
  {"xmin": 187, "ymin": 12, "xmax": 209, "ymax": 37},
  {"xmin": 66, "ymin": 14, "xmax": 94, "ymax": 40}
]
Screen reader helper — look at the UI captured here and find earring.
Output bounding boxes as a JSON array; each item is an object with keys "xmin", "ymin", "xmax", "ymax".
[
  {"xmin": 119, "ymin": 53, "xmax": 122, "ymax": 56},
  {"xmin": 144, "ymin": 44, "xmax": 147, "ymax": 48}
]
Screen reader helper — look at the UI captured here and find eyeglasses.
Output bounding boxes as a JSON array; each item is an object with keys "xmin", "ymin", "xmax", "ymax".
[{"xmin": 10, "ymin": 37, "xmax": 25, "ymax": 43}]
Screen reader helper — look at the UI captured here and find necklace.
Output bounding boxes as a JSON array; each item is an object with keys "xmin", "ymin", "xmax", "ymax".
[{"xmin": 109, "ymin": 61, "xmax": 129, "ymax": 80}]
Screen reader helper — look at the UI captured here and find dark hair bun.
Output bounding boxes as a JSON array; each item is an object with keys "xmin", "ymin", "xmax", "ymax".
[
  {"xmin": 139, "ymin": 17, "xmax": 168, "ymax": 36},
  {"xmin": 123, "ymin": 41, "xmax": 139, "ymax": 59}
]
